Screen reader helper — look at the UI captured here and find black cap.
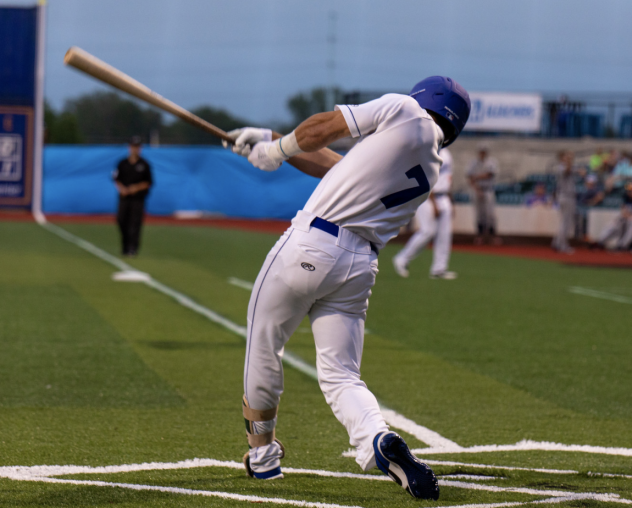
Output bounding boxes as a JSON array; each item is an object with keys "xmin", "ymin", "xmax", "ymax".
[{"xmin": 129, "ymin": 135, "xmax": 142, "ymax": 146}]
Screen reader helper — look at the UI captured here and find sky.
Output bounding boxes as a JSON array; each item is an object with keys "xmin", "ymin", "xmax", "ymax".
[{"xmin": 7, "ymin": 0, "xmax": 632, "ymax": 124}]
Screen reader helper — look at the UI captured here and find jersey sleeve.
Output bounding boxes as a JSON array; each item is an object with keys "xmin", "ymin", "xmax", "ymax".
[
  {"xmin": 335, "ymin": 94, "xmax": 405, "ymax": 139},
  {"xmin": 113, "ymin": 160, "xmax": 123, "ymax": 182}
]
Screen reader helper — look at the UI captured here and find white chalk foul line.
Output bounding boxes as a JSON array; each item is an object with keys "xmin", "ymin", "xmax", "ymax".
[
  {"xmin": 568, "ymin": 286, "xmax": 632, "ymax": 305},
  {"xmin": 379, "ymin": 407, "xmax": 459, "ymax": 450},
  {"xmin": 39, "ymin": 220, "xmax": 454, "ymax": 449},
  {"xmin": 228, "ymin": 276, "xmax": 255, "ymax": 291}
]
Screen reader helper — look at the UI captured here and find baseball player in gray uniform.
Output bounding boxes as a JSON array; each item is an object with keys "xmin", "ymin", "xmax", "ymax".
[
  {"xmin": 552, "ymin": 151, "xmax": 578, "ymax": 253},
  {"xmin": 393, "ymin": 148, "xmax": 457, "ymax": 279},
  {"xmin": 466, "ymin": 143, "xmax": 500, "ymax": 245},
  {"xmin": 223, "ymin": 76, "xmax": 471, "ymax": 500},
  {"xmin": 594, "ymin": 181, "xmax": 632, "ymax": 250}
]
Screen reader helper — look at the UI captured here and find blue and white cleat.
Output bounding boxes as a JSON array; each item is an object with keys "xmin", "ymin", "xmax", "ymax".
[{"xmin": 373, "ymin": 431, "xmax": 440, "ymax": 500}]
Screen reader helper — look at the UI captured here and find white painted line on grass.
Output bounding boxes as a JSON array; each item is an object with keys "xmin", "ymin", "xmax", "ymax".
[
  {"xmin": 413, "ymin": 459, "xmax": 579, "ymax": 475},
  {"xmin": 364, "ymin": 456, "xmax": 632, "ymax": 481},
  {"xmin": 568, "ymin": 286, "xmax": 632, "ymax": 305},
  {"xmin": 589, "ymin": 471, "xmax": 632, "ymax": 480},
  {"xmin": 5, "ymin": 476, "xmax": 603, "ymax": 508},
  {"xmin": 228, "ymin": 277, "xmax": 254, "ymax": 291},
  {"xmin": 4, "ymin": 458, "xmax": 631, "ymax": 507},
  {"xmin": 0, "ymin": 458, "xmax": 244, "ymax": 478},
  {"xmin": 38, "ymin": 220, "xmax": 452, "ymax": 448},
  {"xmin": 436, "ymin": 500, "xmax": 541, "ymax": 508},
  {"xmin": 379, "ymin": 408, "xmax": 460, "ymax": 450},
  {"xmin": 343, "ymin": 436, "xmax": 632, "ymax": 458},
  {"xmin": 439, "ymin": 495, "xmax": 632, "ymax": 508},
  {"xmin": 411, "ymin": 439, "xmax": 632, "ymax": 457},
  {"xmin": 17, "ymin": 476, "xmax": 365, "ymax": 508},
  {"xmin": 441, "ymin": 474, "xmax": 503, "ymax": 480}
]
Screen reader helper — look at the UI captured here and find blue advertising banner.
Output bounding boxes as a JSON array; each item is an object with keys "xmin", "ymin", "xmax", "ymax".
[
  {"xmin": 0, "ymin": 107, "xmax": 33, "ymax": 206},
  {"xmin": 0, "ymin": 7, "xmax": 37, "ymax": 107},
  {"xmin": 0, "ymin": 6, "xmax": 38, "ymax": 208},
  {"xmin": 43, "ymin": 146, "xmax": 320, "ymax": 219}
]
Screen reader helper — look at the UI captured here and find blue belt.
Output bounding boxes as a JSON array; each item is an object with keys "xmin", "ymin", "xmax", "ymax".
[{"xmin": 310, "ymin": 217, "xmax": 379, "ymax": 255}]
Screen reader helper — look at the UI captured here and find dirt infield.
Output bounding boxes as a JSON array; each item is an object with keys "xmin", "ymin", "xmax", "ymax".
[
  {"xmin": 4, "ymin": 212, "xmax": 631, "ymax": 268},
  {"xmin": 453, "ymin": 244, "xmax": 632, "ymax": 268}
]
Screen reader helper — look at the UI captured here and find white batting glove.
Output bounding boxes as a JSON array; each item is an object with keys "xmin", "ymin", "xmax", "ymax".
[
  {"xmin": 248, "ymin": 141, "xmax": 286, "ymax": 171},
  {"xmin": 222, "ymin": 128, "xmax": 272, "ymax": 158}
]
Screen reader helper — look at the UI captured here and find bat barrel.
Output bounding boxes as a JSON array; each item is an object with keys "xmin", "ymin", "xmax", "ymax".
[{"xmin": 64, "ymin": 47, "xmax": 233, "ymax": 143}]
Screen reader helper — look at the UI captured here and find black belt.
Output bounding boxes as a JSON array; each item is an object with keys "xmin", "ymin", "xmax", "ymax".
[{"xmin": 310, "ymin": 217, "xmax": 379, "ymax": 255}]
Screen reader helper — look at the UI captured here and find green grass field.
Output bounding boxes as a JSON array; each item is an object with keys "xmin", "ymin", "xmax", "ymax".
[{"xmin": 1, "ymin": 219, "xmax": 631, "ymax": 507}]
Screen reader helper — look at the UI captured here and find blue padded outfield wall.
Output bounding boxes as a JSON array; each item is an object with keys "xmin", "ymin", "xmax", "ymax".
[{"xmin": 43, "ymin": 146, "xmax": 320, "ymax": 219}]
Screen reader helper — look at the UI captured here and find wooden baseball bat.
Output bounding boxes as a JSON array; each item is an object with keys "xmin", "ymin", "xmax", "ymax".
[{"xmin": 64, "ymin": 46, "xmax": 233, "ymax": 143}]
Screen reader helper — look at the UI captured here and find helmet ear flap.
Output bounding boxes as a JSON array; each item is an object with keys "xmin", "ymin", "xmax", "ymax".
[
  {"xmin": 428, "ymin": 110, "xmax": 456, "ymax": 147},
  {"xmin": 410, "ymin": 76, "xmax": 471, "ymax": 146}
]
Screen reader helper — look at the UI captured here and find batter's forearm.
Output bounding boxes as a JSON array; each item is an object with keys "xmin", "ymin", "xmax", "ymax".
[
  {"xmin": 293, "ymin": 111, "xmax": 350, "ymax": 152},
  {"xmin": 272, "ymin": 131, "xmax": 342, "ymax": 178}
]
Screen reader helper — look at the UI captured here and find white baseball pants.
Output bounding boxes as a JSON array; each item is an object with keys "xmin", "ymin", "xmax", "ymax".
[
  {"xmin": 473, "ymin": 190, "xmax": 497, "ymax": 235},
  {"xmin": 244, "ymin": 210, "xmax": 388, "ymax": 472},
  {"xmin": 395, "ymin": 196, "xmax": 453, "ymax": 275},
  {"xmin": 552, "ymin": 198, "xmax": 576, "ymax": 251}
]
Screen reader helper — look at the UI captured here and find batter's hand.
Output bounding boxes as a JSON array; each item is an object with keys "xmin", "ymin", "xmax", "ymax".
[
  {"xmin": 222, "ymin": 127, "xmax": 272, "ymax": 157},
  {"xmin": 248, "ymin": 141, "xmax": 284, "ymax": 172}
]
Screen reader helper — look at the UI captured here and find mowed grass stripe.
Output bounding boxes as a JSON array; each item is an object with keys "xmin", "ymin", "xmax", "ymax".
[{"xmin": 0, "ymin": 284, "xmax": 184, "ymax": 408}]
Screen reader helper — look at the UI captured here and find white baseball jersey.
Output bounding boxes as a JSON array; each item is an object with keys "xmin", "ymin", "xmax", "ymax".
[
  {"xmin": 303, "ymin": 94, "xmax": 444, "ymax": 250},
  {"xmin": 432, "ymin": 148, "xmax": 453, "ymax": 194}
]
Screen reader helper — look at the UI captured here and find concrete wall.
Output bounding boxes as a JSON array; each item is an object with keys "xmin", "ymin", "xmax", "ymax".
[
  {"xmin": 448, "ymin": 136, "xmax": 632, "ymax": 192},
  {"xmin": 450, "ymin": 203, "xmax": 619, "ymax": 240}
]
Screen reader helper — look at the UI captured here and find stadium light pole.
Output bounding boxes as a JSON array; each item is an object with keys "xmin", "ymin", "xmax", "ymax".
[{"xmin": 32, "ymin": 0, "xmax": 47, "ymax": 224}]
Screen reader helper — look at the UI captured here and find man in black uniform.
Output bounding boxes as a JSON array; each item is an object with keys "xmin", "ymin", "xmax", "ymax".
[{"xmin": 113, "ymin": 136, "xmax": 152, "ymax": 256}]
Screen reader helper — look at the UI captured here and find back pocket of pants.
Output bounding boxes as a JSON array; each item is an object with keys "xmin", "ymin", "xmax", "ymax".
[{"xmin": 279, "ymin": 242, "xmax": 336, "ymax": 297}]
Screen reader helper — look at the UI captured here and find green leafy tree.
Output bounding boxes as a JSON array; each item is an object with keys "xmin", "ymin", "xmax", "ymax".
[
  {"xmin": 162, "ymin": 106, "xmax": 248, "ymax": 145},
  {"xmin": 285, "ymin": 87, "xmax": 342, "ymax": 130},
  {"xmin": 44, "ymin": 101, "xmax": 83, "ymax": 144},
  {"xmin": 65, "ymin": 91, "xmax": 162, "ymax": 144}
]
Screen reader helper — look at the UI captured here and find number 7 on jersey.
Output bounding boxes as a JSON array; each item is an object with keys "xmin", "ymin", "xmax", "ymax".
[{"xmin": 380, "ymin": 165, "xmax": 430, "ymax": 209}]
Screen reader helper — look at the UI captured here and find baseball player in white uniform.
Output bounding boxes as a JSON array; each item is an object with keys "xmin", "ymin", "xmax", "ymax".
[
  {"xmin": 393, "ymin": 148, "xmax": 456, "ymax": 279},
  {"xmin": 223, "ymin": 76, "xmax": 470, "ymax": 500}
]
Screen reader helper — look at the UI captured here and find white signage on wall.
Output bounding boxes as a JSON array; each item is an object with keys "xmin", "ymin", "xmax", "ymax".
[
  {"xmin": 0, "ymin": 134, "xmax": 22, "ymax": 181},
  {"xmin": 465, "ymin": 92, "xmax": 542, "ymax": 133}
]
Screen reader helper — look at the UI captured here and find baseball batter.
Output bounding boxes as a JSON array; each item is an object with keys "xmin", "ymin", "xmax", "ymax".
[
  {"xmin": 393, "ymin": 148, "xmax": 456, "ymax": 279},
  {"xmin": 224, "ymin": 77, "xmax": 470, "ymax": 500}
]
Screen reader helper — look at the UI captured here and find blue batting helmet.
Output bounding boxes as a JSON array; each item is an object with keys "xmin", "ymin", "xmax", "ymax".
[{"xmin": 410, "ymin": 76, "xmax": 471, "ymax": 147}]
